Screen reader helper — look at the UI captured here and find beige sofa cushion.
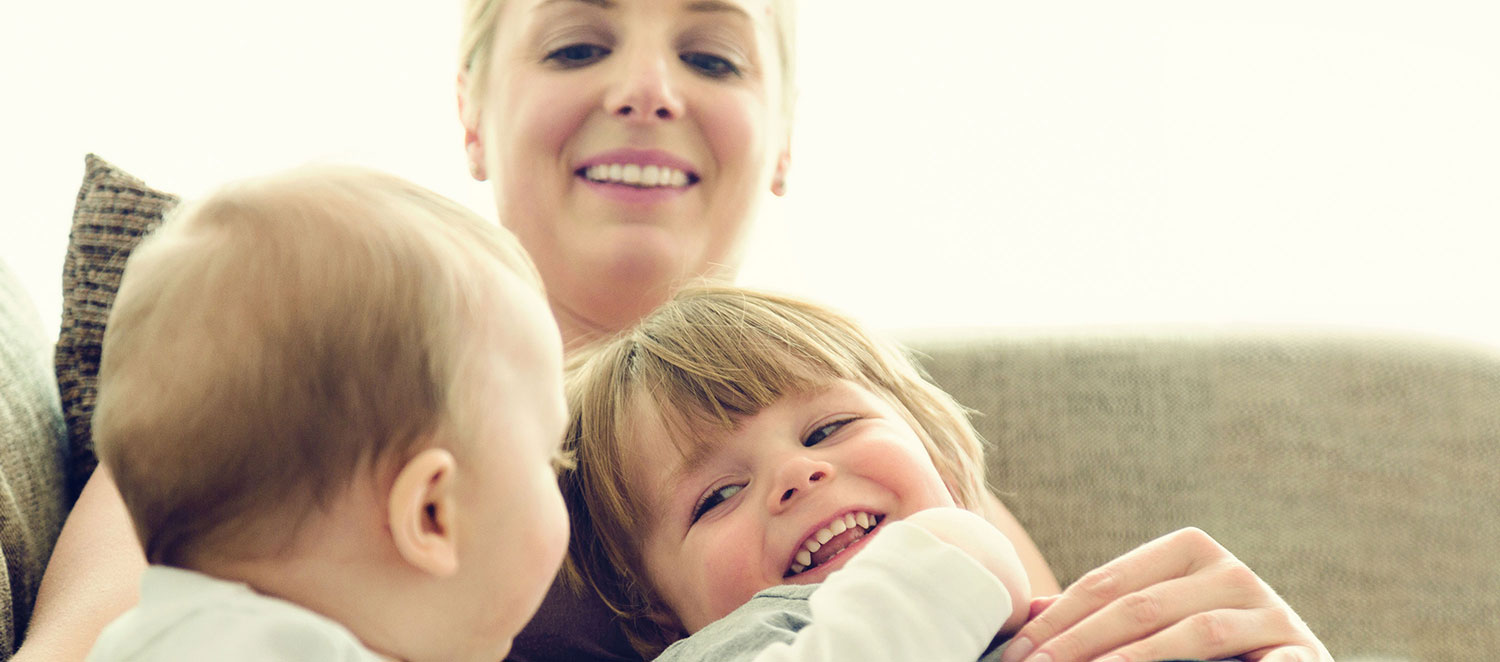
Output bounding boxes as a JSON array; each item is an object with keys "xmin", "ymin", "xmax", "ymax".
[{"xmin": 910, "ymin": 332, "xmax": 1500, "ymax": 661}]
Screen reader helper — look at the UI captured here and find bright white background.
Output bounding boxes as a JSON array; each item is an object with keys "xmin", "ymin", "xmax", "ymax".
[{"xmin": 5, "ymin": 1, "xmax": 1499, "ymax": 346}]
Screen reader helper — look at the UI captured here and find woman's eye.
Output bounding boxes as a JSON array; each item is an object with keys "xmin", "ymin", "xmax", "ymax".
[
  {"xmin": 545, "ymin": 43, "xmax": 610, "ymax": 68},
  {"xmin": 691, "ymin": 484, "xmax": 743, "ymax": 523},
  {"xmin": 803, "ymin": 418, "xmax": 855, "ymax": 447},
  {"xmin": 680, "ymin": 52, "xmax": 740, "ymax": 78}
]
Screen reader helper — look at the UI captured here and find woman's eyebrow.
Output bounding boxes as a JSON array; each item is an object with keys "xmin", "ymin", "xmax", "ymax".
[
  {"xmin": 537, "ymin": 0, "xmax": 614, "ymax": 11},
  {"xmin": 685, "ymin": 0, "xmax": 752, "ymax": 20}
]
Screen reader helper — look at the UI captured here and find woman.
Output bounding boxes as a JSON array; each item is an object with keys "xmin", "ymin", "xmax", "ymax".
[{"xmin": 18, "ymin": 1, "xmax": 1329, "ymax": 660}]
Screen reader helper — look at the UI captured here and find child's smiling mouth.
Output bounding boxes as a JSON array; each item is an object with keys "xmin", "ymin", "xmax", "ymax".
[{"xmin": 785, "ymin": 511, "xmax": 885, "ymax": 578}]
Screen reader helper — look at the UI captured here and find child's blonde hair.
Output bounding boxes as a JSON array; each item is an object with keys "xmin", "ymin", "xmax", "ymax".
[
  {"xmin": 459, "ymin": 0, "xmax": 799, "ymax": 127},
  {"xmin": 561, "ymin": 286, "xmax": 990, "ymax": 656},
  {"xmin": 94, "ymin": 165, "xmax": 542, "ymax": 568}
]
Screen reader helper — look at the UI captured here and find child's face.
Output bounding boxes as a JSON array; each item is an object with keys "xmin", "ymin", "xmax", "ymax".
[
  {"xmin": 631, "ymin": 380, "xmax": 959, "ymax": 633},
  {"xmin": 449, "ymin": 282, "xmax": 571, "ymax": 659}
]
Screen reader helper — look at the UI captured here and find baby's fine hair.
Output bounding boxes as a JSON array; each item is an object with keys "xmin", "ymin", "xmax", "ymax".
[
  {"xmin": 94, "ymin": 165, "xmax": 541, "ymax": 568},
  {"xmin": 561, "ymin": 286, "xmax": 990, "ymax": 656}
]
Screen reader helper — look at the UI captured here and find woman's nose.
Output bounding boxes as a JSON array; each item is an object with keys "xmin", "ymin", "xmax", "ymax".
[
  {"xmin": 768, "ymin": 455, "xmax": 834, "ymax": 513},
  {"xmin": 604, "ymin": 48, "xmax": 685, "ymax": 122}
]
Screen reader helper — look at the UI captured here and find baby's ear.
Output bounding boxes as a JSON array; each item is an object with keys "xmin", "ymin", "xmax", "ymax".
[{"xmin": 388, "ymin": 448, "xmax": 460, "ymax": 577}]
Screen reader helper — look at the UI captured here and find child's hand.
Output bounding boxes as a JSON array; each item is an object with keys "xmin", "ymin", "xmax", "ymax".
[{"xmin": 900, "ymin": 507, "xmax": 1031, "ymax": 633}]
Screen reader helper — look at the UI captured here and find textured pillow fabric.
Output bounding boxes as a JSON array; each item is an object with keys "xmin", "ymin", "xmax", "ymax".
[
  {"xmin": 54, "ymin": 154, "xmax": 179, "ymax": 502},
  {"xmin": 909, "ymin": 333, "xmax": 1500, "ymax": 661},
  {"xmin": 0, "ymin": 258, "xmax": 69, "ymax": 657}
]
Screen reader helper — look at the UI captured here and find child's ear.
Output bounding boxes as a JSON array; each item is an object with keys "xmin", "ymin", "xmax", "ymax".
[{"xmin": 388, "ymin": 448, "xmax": 461, "ymax": 577}]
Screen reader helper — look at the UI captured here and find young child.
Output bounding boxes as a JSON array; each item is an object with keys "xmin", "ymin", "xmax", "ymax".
[
  {"xmin": 86, "ymin": 166, "xmax": 570, "ymax": 661},
  {"xmin": 562, "ymin": 286, "xmax": 1032, "ymax": 661}
]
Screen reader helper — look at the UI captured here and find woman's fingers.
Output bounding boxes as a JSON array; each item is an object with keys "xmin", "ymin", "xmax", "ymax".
[
  {"xmin": 1025, "ymin": 562, "xmax": 1265, "ymax": 661},
  {"xmin": 1251, "ymin": 645, "xmax": 1325, "ymax": 662},
  {"xmin": 1002, "ymin": 528, "xmax": 1229, "ymax": 662},
  {"xmin": 1000, "ymin": 527, "xmax": 1332, "ymax": 662},
  {"xmin": 1082, "ymin": 606, "xmax": 1318, "ymax": 662}
]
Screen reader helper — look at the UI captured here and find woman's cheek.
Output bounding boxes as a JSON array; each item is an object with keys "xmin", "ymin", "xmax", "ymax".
[{"xmin": 698, "ymin": 88, "xmax": 774, "ymax": 179}]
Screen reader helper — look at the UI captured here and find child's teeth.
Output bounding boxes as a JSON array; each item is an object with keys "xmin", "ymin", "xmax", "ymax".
[
  {"xmin": 641, "ymin": 165, "xmax": 660, "ymax": 186},
  {"xmin": 814, "ymin": 528, "xmax": 834, "ymax": 544},
  {"xmin": 790, "ymin": 563, "xmax": 806, "ymax": 574},
  {"xmin": 795, "ymin": 549, "xmax": 812, "ymax": 567},
  {"xmin": 621, "ymin": 164, "xmax": 641, "ymax": 184},
  {"xmin": 829, "ymin": 519, "xmax": 847, "ymax": 535},
  {"xmin": 844, "ymin": 513, "xmax": 857, "ymax": 529},
  {"xmin": 670, "ymin": 169, "xmax": 688, "ymax": 186},
  {"xmin": 855, "ymin": 512, "xmax": 870, "ymax": 528},
  {"xmin": 608, "ymin": 164, "xmax": 623, "ymax": 181},
  {"xmin": 804, "ymin": 539, "xmax": 821, "ymax": 553}
]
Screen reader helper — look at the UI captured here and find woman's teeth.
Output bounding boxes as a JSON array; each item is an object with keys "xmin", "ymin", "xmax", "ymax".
[
  {"xmin": 583, "ymin": 163, "xmax": 691, "ymax": 188},
  {"xmin": 788, "ymin": 511, "xmax": 881, "ymax": 576}
]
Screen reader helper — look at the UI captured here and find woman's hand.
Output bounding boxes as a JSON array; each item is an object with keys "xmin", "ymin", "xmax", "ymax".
[{"xmin": 998, "ymin": 528, "xmax": 1332, "ymax": 662}]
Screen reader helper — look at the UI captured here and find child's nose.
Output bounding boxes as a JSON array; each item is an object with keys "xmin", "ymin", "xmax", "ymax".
[
  {"xmin": 769, "ymin": 456, "xmax": 833, "ymax": 512},
  {"xmin": 778, "ymin": 470, "xmax": 826, "ymax": 504}
]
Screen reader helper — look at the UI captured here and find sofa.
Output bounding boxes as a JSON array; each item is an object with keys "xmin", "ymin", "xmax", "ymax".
[{"xmin": 0, "ymin": 155, "xmax": 1495, "ymax": 660}]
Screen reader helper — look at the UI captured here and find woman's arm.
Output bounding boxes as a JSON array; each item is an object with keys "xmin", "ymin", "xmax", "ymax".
[
  {"xmin": 982, "ymin": 491, "xmax": 1063, "ymax": 596},
  {"xmin": 13, "ymin": 467, "xmax": 145, "ymax": 662},
  {"xmin": 998, "ymin": 527, "xmax": 1331, "ymax": 662}
]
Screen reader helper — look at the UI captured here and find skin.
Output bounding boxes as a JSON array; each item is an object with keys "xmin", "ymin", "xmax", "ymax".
[{"xmin": 631, "ymin": 380, "xmax": 1030, "ymax": 635}]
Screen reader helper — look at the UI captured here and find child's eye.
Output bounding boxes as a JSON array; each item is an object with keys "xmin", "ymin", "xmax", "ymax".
[
  {"xmin": 691, "ymin": 483, "xmax": 743, "ymax": 523},
  {"xmin": 680, "ymin": 52, "xmax": 740, "ymax": 78},
  {"xmin": 545, "ymin": 43, "xmax": 611, "ymax": 68},
  {"xmin": 803, "ymin": 418, "xmax": 856, "ymax": 447}
]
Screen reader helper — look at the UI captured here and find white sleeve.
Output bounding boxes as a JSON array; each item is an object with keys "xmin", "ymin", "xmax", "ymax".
[{"xmin": 749, "ymin": 520, "xmax": 1012, "ymax": 662}]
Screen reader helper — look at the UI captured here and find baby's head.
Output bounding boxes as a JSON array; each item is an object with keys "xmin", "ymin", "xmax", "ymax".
[
  {"xmin": 562, "ymin": 286, "xmax": 991, "ymax": 656},
  {"xmin": 94, "ymin": 166, "xmax": 569, "ymax": 661}
]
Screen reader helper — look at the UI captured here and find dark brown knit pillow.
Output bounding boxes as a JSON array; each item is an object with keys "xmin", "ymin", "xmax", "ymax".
[{"xmin": 54, "ymin": 154, "xmax": 179, "ymax": 501}]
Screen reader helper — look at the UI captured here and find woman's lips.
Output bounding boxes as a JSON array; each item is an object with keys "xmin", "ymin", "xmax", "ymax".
[{"xmin": 577, "ymin": 176, "xmax": 693, "ymax": 205}]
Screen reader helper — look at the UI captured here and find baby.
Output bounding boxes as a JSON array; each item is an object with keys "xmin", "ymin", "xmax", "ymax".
[
  {"xmin": 562, "ymin": 286, "xmax": 1031, "ymax": 661},
  {"xmin": 87, "ymin": 166, "xmax": 570, "ymax": 661}
]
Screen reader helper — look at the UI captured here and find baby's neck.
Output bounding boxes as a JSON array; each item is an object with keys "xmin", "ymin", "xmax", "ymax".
[{"xmin": 192, "ymin": 488, "xmax": 415, "ymax": 661}]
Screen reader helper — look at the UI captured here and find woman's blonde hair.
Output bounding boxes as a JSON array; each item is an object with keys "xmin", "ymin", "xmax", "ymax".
[
  {"xmin": 459, "ymin": 0, "xmax": 799, "ymax": 126},
  {"xmin": 560, "ymin": 286, "xmax": 990, "ymax": 656}
]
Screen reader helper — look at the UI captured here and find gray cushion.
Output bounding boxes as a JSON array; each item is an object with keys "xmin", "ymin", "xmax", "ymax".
[
  {"xmin": 54, "ymin": 154, "xmax": 178, "ymax": 501},
  {"xmin": 910, "ymin": 332, "xmax": 1500, "ymax": 661},
  {"xmin": 0, "ymin": 259, "xmax": 69, "ymax": 657}
]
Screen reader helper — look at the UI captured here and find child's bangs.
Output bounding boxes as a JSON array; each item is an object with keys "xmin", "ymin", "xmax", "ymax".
[{"xmin": 624, "ymin": 291, "xmax": 870, "ymax": 460}]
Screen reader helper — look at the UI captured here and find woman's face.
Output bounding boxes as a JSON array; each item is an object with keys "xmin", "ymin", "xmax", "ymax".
[{"xmin": 462, "ymin": 0, "xmax": 790, "ymax": 343}]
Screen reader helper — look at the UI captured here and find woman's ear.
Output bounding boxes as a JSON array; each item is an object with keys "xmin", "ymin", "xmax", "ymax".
[
  {"xmin": 457, "ymin": 71, "xmax": 488, "ymax": 181},
  {"xmin": 388, "ymin": 447, "xmax": 461, "ymax": 577},
  {"xmin": 770, "ymin": 147, "xmax": 791, "ymax": 197}
]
